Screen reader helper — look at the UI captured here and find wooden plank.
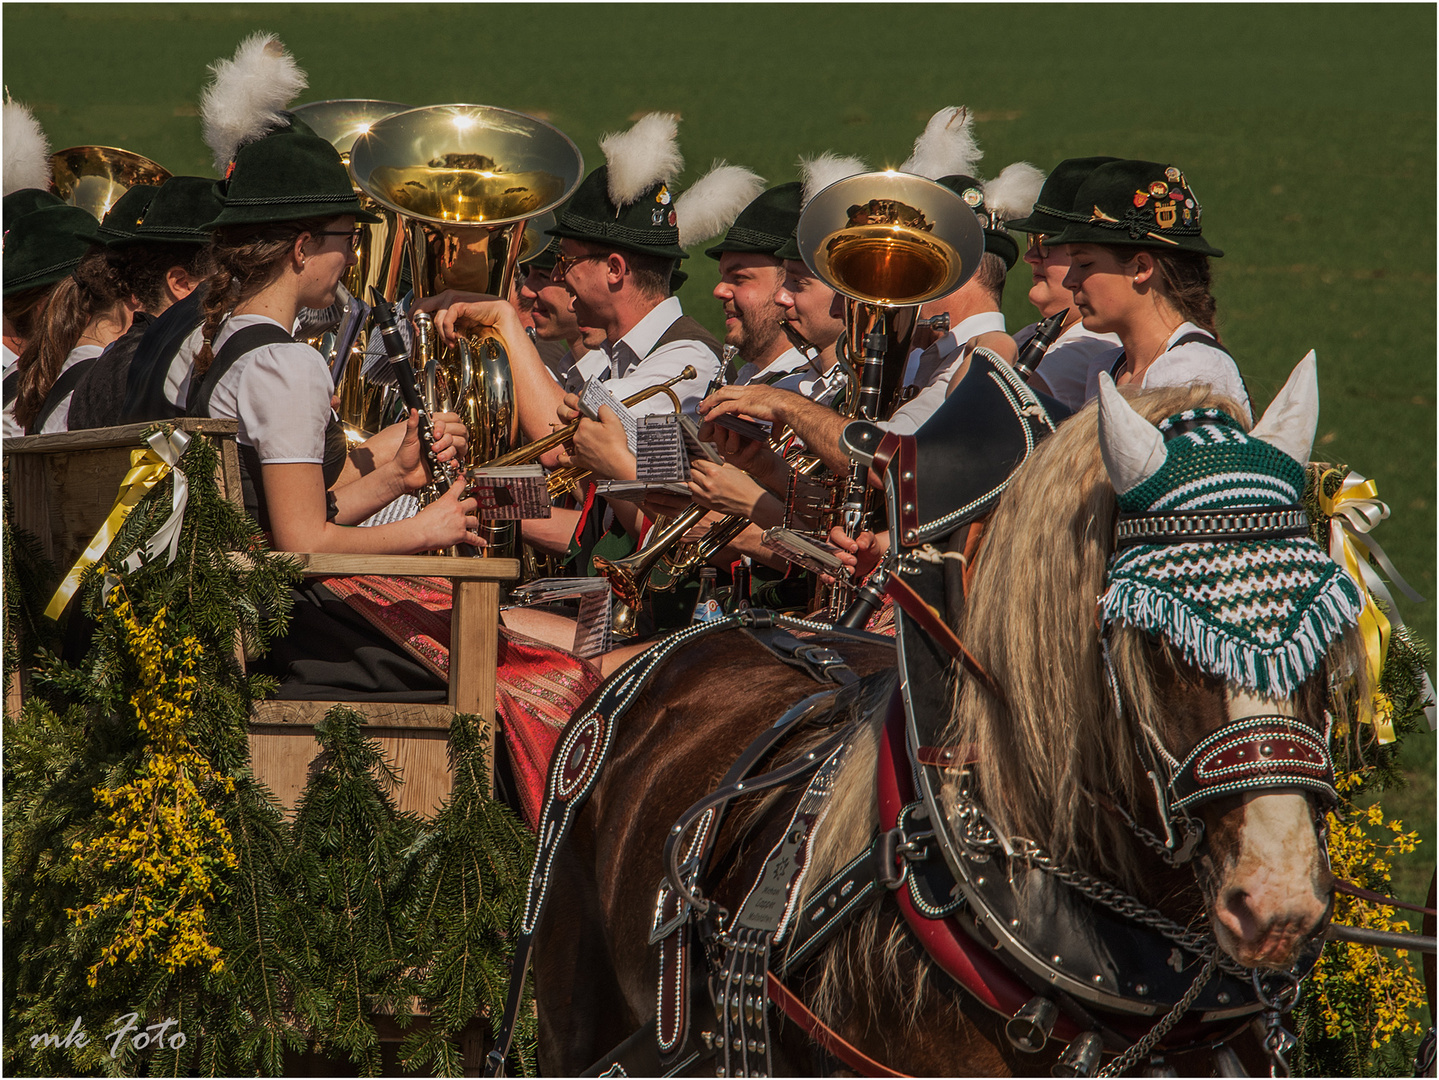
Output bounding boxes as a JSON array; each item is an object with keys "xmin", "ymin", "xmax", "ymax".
[
  {"xmin": 246, "ymin": 725, "xmax": 454, "ymax": 819},
  {"xmin": 2, "ymin": 417, "xmax": 238, "ymax": 455},
  {"xmin": 5, "ymin": 455, "xmax": 53, "ymax": 561},
  {"xmin": 449, "ymin": 579, "xmax": 499, "ymax": 798},
  {"xmin": 250, "ymin": 699, "xmax": 454, "ymax": 730},
  {"xmin": 292, "ymin": 553, "xmax": 519, "ymax": 580}
]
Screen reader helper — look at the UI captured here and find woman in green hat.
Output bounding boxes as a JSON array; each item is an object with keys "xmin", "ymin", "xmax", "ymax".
[
  {"xmin": 189, "ymin": 129, "xmax": 480, "ymax": 556},
  {"xmin": 8, "ymin": 204, "xmax": 132, "ymax": 435},
  {"xmin": 1045, "ymin": 159, "xmax": 1250, "ymax": 420}
]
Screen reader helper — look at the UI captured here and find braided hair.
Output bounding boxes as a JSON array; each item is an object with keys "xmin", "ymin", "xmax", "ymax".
[
  {"xmin": 13, "ymin": 249, "xmax": 127, "ymax": 431},
  {"xmin": 193, "ymin": 217, "xmax": 333, "ymax": 377}
]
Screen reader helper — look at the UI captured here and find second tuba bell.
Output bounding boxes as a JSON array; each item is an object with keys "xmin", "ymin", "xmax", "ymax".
[{"xmin": 349, "ymin": 104, "xmax": 584, "ymax": 555}]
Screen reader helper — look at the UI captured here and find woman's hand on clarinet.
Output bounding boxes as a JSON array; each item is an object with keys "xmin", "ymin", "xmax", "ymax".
[
  {"xmin": 409, "ymin": 290, "xmax": 516, "ymax": 348},
  {"xmin": 416, "ymin": 477, "xmax": 484, "ymax": 551},
  {"xmin": 828, "ymin": 527, "xmax": 885, "ymax": 581},
  {"xmin": 430, "ymin": 410, "xmax": 467, "ymax": 465}
]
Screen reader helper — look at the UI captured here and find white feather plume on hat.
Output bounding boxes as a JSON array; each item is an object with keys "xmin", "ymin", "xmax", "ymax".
[
  {"xmin": 600, "ymin": 112, "xmax": 684, "ymax": 208},
  {"xmin": 3, "ymin": 95, "xmax": 52, "ymax": 195},
  {"xmin": 899, "ymin": 106, "xmax": 981, "ymax": 181},
  {"xmin": 200, "ymin": 32, "xmax": 308, "ymax": 174},
  {"xmin": 675, "ymin": 162, "xmax": 764, "ymax": 248},
  {"xmin": 983, "ymin": 162, "xmax": 1046, "ymax": 224},
  {"xmin": 798, "ymin": 153, "xmax": 869, "ymax": 208}
]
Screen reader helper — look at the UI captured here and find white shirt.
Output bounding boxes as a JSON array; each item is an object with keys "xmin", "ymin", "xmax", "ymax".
[
  {"xmin": 2, "ymin": 342, "xmax": 17, "ymax": 380},
  {"xmin": 734, "ymin": 346, "xmax": 810, "ymax": 388},
  {"xmin": 167, "ymin": 323, "xmax": 205, "ymax": 413},
  {"xmin": 204, "ymin": 315, "xmax": 332, "ymax": 462},
  {"xmin": 2, "ymin": 343, "xmax": 20, "ymax": 438},
  {"xmin": 1083, "ymin": 321, "xmax": 1251, "ymax": 422},
  {"xmin": 601, "ymin": 296, "xmax": 722, "ymax": 417},
  {"xmin": 881, "ymin": 310, "xmax": 1008, "ymax": 436},
  {"xmin": 35, "ymin": 344, "xmax": 104, "ymax": 435},
  {"xmin": 1013, "ymin": 320, "xmax": 1121, "ymax": 412},
  {"xmin": 548, "ymin": 346, "xmax": 609, "ymax": 396}
]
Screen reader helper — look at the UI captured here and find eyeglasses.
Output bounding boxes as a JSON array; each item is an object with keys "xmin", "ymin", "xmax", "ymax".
[
  {"xmin": 553, "ymin": 251, "xmax": 607, "ymax": 278},
  {"xmin": 312, "ymin": 229, "xmax": 363, "ymax": 252},
  {"xmin": 1025, "ymin": 233, "xmax": 1052, "ymax": 259}
]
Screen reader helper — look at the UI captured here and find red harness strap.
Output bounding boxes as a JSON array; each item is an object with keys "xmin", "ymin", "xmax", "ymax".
[
  {"xmin": 1335, "ymin": 878, "xmax": 1439, "ymax": 917},
  {"xmin": 767, "ymin": 976, "xmax": 909, "ymax": 1078}
]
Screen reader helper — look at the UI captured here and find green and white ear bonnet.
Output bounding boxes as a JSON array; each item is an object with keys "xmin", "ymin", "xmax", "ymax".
[{"xmin": 1097, "ymin": 353, "xmax": 1363, "ymax": 695}]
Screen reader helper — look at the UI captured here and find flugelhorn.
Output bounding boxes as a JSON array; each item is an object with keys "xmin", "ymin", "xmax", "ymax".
[
  {"xmin": 50, "ymin": 146, "xmax": 171, "ymax": 221},
  {"xmin": 350, "ymin": 104, "xmax": 584, "ymax": 557}
]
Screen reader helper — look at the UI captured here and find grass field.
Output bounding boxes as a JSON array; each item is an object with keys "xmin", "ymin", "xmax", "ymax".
[{"xmin": 4, "ymin": 3, "xmax": 1434, "ymax": 900}]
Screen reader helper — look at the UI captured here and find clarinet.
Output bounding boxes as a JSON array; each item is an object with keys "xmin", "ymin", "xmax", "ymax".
[
  {"xmin": 1013, "ymin": 307, "xmax": 1069, "ymax": 380},
  {"xmin": 367, "ymin": 287, "xmax": 462, "ymax": 506}
]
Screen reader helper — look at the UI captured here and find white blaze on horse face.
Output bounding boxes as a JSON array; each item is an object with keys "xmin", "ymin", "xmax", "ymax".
[
  {"xmin": 1096, "ymin": 373, "xmax": 1167, "ymax": 495},
  {"xmin": 1247, "ymin": 351, "xmax": 1320, "ymax": 466},
  {"xmin": 1208, "ymin": 686, "xmax": 1330, "ymax": 969}
]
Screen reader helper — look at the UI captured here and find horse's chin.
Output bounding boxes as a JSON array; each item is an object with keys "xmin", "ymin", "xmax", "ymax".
[{"xmin": 1208, "ymin": 911, "xmax": 1316, "ymax": 971}]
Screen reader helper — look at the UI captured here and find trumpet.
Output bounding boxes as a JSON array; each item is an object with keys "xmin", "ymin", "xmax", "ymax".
[{"xmin": 479, "ymin": 366, "xmax": 693, "ymax": 498}]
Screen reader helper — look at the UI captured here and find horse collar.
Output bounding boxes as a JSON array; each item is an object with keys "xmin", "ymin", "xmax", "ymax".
[{"xmin": 878, "ymin": 687, "xmax": 1311, "ymax": 1055}]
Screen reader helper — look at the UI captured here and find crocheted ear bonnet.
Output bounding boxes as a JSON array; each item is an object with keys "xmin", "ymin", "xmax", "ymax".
[{"xmin": 1100, "ymin": 407, "xmax": 1364, "ymax": 695}]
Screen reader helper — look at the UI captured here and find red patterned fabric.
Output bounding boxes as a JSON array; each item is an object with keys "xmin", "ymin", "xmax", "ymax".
[{"xmin": 319, "ymin": 575, "xmax": 602, "ymax": 828}]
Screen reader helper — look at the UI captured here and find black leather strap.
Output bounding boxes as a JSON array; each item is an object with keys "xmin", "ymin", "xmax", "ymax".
[
  {"xmin": 27, "ymin": 355, "xmax": 98, "ymax": 433},
  {"xmin": 186, "ymin": 322, "xmax": 296, "ymax": 416}
]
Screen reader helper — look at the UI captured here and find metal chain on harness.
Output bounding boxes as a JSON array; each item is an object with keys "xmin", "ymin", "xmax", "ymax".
[
  {"xmin": 1095, "ymin": 949, "xmax": 1217, "ymax": 1077},
  {"xmin": 1253, "ymin": 970, "xmax": 1302, "ymax": 1078},
  {"xmin": 949, "ymin": 771, "xmax": 1250, "ymax": 978}
]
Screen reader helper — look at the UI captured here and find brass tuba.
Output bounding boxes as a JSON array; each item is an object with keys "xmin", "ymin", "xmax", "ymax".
[
  {"xmin": 290, "ymin": 99, "xmax": 412, "ymax": 441},
  {"xmin": 49, "ymin": 146, "xmax": 171, "ymax": 220},
  {"xmin": 349, "ymin": 105, "xmax": 584, "ymax": 555},
  {"xmin": 793, "ymin": 170, "xmax": 984, "ymax": 616}
]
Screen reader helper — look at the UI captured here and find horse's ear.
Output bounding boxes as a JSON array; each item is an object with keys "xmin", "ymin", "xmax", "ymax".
[
  {"xmin": 1097, "ymin": 372, "xmax": 1167, "ymax": 494},
  {"xmin": 1248, "ymin": 350, "xmax": 1319, "ymax": 465}
]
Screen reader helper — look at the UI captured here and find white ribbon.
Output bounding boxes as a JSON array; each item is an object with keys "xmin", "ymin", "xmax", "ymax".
[{"xmin": 101, "ymin": 429, "xmax": 192, "ymax": 604}]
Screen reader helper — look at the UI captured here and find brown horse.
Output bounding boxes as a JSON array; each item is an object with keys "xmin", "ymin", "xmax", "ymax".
[{"xmin": 529, "ymin": 373, "xmax": 1366, "ymax": 1076}]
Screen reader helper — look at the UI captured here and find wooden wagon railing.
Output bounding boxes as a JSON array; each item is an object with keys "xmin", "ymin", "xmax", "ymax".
[{"xmin": 3, "ymin": 418, "xmax": 518, "ymax": 815}]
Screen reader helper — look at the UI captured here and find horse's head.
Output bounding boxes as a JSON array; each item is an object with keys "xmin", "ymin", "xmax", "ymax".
[{"xmin": 1095, "ymin": 354, "xmax": 1365, "ymax": 970}]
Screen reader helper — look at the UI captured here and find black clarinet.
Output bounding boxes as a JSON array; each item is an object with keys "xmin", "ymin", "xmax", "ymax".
[{"xmin": 1013, "ymin": 308, "xmax": 1069, "ymax": 381}]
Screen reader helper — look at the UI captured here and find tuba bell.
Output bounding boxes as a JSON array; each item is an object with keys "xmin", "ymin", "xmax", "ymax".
[
  {"xmin": 49, "ymin": 146, "xmax": 171, "ymax": 220},
  {"xmin": 792, "ymin": 170, "xmax": 984, "ymax": 617},
  {"xmin": 291, "ymin": 99, "xmax": 413, "ymax": 441},
  {"xmin": 349, "ymin": 104, "xmax": 584, "ymax": 556}
]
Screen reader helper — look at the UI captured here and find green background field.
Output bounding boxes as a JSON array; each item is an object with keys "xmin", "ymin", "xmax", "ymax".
[{"xmin": 4, "ymin": 3, "xmax": 1434, "ymax": 899}]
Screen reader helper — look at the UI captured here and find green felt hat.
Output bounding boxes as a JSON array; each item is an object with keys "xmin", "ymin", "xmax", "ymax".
[
  {"xmin": 546, "ymin": 165, "xmax": 688, "ymax": 261},
  {"xmin": 3, "ymin": 188, "xmax": 65, "ymax": 230},
  {"xmin": 1005, "ymin": 156, "xmax": 1119, "ymax": 236},
  {"xmin": 526, "ymin": 234, "xmax": 560, "ymax": 273},
  {"xmin": 773, "ymin": 229, "xmax": 801, "ymax": 262},
  {"xmin": 3, "ymin": 203, "xmax": 103, "ymax": 296},
  {"xmin": 936, "ymin": 174, "xmax": 1019, "ymax": 269},
  {"xmin": 126, "ymin": 175, "xmax": 225, "ymax": 246},
  {"xmin": 1044, "ymin": 159, "xmax": 1223, "ymax": 257},
  {"xmin": 205, "ymin": 130, "xmax": 381, "ymax": 229},
  {"xmin": 705, "ymin": 182, "xmax": 802, "ymax": 260},
  {"xmin": 96, "ymin": 182, "xmax": 161, "ymax": 245}
]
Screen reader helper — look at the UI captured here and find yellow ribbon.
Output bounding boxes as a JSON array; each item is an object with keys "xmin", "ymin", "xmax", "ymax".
[
  {"xmin": 1318, "ymin": 468, "xmax": 1432, "ymax": 741},
  {"xmin": 44, "ymin": 429, "xmax": 192, "ymax": 621}
]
